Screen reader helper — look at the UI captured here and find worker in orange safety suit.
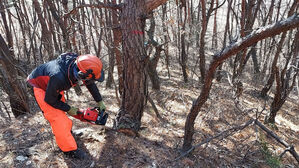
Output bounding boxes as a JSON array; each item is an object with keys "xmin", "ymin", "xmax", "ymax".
[{"xmin": 27, "ymin": 53, "xmax": 105, "ymax": 159}]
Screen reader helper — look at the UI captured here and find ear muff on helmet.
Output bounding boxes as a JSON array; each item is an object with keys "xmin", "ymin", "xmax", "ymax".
[
  {"xmin": 75, "ymin": 54, "xmax": 103, "ymax": 80},
  {"xmin": 77, "ymin": 69, "xmax": 96, "ymax": 80}
]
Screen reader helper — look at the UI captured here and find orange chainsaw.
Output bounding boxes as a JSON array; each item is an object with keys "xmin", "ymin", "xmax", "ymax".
[{"xmin": 77, "ymin": 107, "xmax": 108, "ymax": 125}]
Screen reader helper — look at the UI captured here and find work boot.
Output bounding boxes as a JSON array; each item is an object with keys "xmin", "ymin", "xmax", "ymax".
[{"xmin": 64, "ymin": 148, "xmax": 86, "ymax": 160}]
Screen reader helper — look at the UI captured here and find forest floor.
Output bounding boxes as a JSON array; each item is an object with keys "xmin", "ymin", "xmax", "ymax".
[{"xmin": 0, "ymin": 62, "xmax": 298, "ymax": 168}]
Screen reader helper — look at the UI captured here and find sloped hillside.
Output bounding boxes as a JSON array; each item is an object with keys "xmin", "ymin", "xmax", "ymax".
[{"xmin": 0, "ymin": 63, "xmax": 298, "ymax": 168}]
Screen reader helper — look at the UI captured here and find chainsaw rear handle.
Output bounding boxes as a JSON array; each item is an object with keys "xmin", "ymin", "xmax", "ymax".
[
  {"xmin": 91, "ymin": 107, "xmax": 108, "ymax": 125},
  {"xmin": 91, "ymin": 107, "xmax": 105, "ymax": 113},
  {"xmin": 95, "ymin": 109, "xmax": 108, "ymax": 125}
]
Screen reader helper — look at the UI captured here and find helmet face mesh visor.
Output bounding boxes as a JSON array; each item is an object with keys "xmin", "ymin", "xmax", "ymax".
[{"xmin": 73, "ymin": 64, "xmax": 80, "ymax": 80}]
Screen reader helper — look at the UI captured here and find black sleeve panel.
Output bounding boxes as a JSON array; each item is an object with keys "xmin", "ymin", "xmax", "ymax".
[
  {"xmin": 85, "ymin": 81, "xmax": 102, "ymax": 102},
  {"xmin": 44, "ymin": 76, "xmax": 71, "ymax": 112}
]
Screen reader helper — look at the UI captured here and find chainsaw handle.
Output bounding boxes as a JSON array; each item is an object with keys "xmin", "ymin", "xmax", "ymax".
[
  {"xmin": 91, "ymin": 107, "xmax": 105, "ymax": 113},
  {"xmin": 91, "ymin": 106, "xmax": 100, "ymax": 111}
]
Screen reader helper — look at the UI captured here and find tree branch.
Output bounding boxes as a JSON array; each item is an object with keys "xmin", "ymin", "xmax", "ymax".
[
  {"xmin": 183, "ymin": 13, "xmax": 299, "ymax": 151},
  {"xmin": 176, "ymin": 119, "xmax": 255, "ymax": 161},
  {"xmin": 145, "ymin": 0, "xmax": 169, "ymax": 13},
  {"xmin": 64, "ymin": 0, "xmax": 170, "ymax": 19},
  {"xmin": 255, "ymin": 120, "xmax": 299, "ymax": 163},
  {"xmin": 214, "ymin": 14, "xmax": 299, "ymax": 62},
  {"xmin": 63, "ymin": 3, "xmax": 122, "ymax": 18}
]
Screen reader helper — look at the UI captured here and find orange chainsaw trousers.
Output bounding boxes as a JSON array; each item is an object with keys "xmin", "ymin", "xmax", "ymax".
[{"xmin": 33, "ymin": 87, "xmax": 77, "ymax": 152}]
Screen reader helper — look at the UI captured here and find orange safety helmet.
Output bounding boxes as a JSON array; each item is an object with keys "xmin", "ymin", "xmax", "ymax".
[{"xmin": 75, "ymin": 54, "xmax": 103, "ymax": 80}]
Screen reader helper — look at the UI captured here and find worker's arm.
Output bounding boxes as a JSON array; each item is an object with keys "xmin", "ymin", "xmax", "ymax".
[
  {"xmin": 44, "ymin": 76, "xmax": 71, "ymax": 112},
  {"xmin": 85, "ymin": 80, "xmax": 106, "ymax": 111},
  {"xmin": 85, "ymin": 81, "xmax": 103, "ymax": 102}
]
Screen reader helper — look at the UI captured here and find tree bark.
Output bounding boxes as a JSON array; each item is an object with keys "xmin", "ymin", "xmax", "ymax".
[
  {"xmin": 0, "ymin": 2, "xmax": 13, "ymax": 52},
  {"xmin": 114, "ymin": 0, "xmax": 169, "ymax": 135},
  {"xmin": 78, "ymin": 2, "xmax": 90, "ymax": 54},
  {"xmin": 115, "ymin": 0, "xmax": 148, "ymax": 134}
]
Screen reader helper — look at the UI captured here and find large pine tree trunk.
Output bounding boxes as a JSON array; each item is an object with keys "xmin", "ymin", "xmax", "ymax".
[{"xmin": 115, "ymin": 0, "xmax": 148, "ymax": 134}]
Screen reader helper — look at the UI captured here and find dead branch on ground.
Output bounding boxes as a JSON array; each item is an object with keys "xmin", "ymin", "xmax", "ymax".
[
  {"xmin": 147, "ymin": 95, "xmax": 165, "ymax": 122},
  {"xmin": 255, "ymin": 120, "xmax": 299, "ymax": 163},
  {"xmin": 175, "ymin": 118, "xmax": 255, "ymax": 161},
  {"xmin": 176, "ymin": 113, "xmax": 299, "ymax": 164}
]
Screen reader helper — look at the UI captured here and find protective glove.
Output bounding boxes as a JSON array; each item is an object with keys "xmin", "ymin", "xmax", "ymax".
[
  {"xmin": 97, "ymin": 101, "xmax": 106, "ymax": 111},
  {"xmin": 67, "ymin": 106, "xmax": 79, "ymax": 116}
]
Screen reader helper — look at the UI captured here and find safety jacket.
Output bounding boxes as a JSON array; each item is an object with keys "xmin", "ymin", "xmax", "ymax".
[{"xmin": 27, "ymin": 53, "xmax": 103, "ymax": 112}]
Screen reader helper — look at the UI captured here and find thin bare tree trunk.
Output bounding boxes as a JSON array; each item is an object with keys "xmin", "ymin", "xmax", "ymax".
[
  {"xmin": 45, "ymin": 0, "xmax": 71, "ymax": 51},
  {"xmin": 199, "ymin": 0, "xmax": 207, "ymax": 82},
  {"xmin": 112, "ymin": 0, "xmax": 123, "ymax": 95},
  {"xmin": 105, "ymin": 0, "xmax": 115, "ymax": 89},
  {"xmin": 179, "ymin": 2, "xmax": 188, "ymax": 83},
  {"xmin": 146, "ymin": 13, "xmax": 162, "ymax": 90},
  {"xmin": 0, "ymin": 34, "xmax": 29, "ymax": 117},
  {"xmin": 260, "ymin": 1, "xmax": 297, "ymax": 97},
  {"xmin": 199, "ymin": 0, "xmax": 214, "ymax": 83},
  {"xmin": 182, "ymin": 14, "xmax": 299, "ymax": 151},
  {"xmin": 216, "ymin": 0, "xmax": 232, "ymax": 81},
  {"xmin": 33, "ymin": 0, "xmax": 54, "ymax": 60},
  {"xmin": 266, "ymin": 30, "xmax": 299, "ymax": 124},
  {"xmin": 46, "ymin": 4, "xmax": 61, "ymax": 55},
  {"xmin": 161, "ymin": 4, "xmax": 170, "ymax": 78},
  {"xmin": 78, "ymin": 2, "xmax": 90, "ymax": 54},
  {"xmin": 147, "ymin": 45, "xmax": 163, "ymax": 90},
  {"xmin": 212, "ymin": 0, "xmax": 218, "ymax": 49}
]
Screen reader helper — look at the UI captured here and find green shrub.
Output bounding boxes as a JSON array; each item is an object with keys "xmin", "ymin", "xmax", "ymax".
[{"xmin": 259, "ymin": 135, "xmax": 281, "ymax": 168}]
